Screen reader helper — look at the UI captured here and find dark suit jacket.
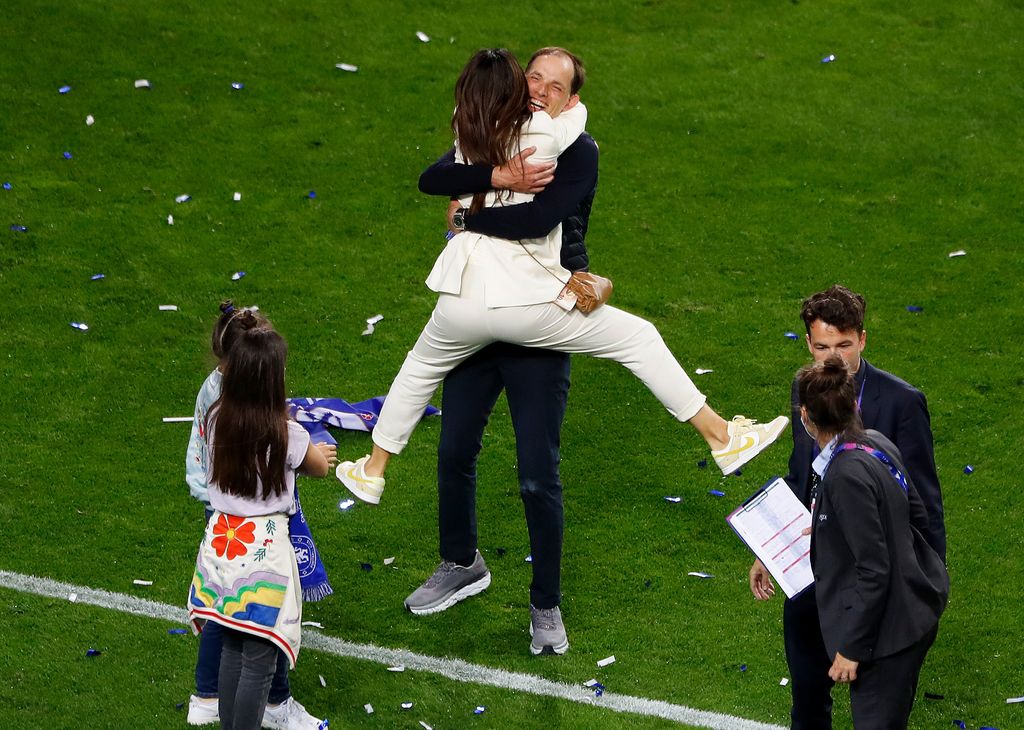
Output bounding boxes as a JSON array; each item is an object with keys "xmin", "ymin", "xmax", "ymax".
[
  {"xmin": 785, "ymin": 358, "xmax": 946, "ymax": 561},
  {"xmin": 811, "ymin": 430, "xmax": 949, "ymax": 663}
]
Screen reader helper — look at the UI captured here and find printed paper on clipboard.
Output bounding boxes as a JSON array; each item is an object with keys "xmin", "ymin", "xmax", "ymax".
[{"xmin": 726, "ymin": 477, "xmax": 814, "ymax": 598}]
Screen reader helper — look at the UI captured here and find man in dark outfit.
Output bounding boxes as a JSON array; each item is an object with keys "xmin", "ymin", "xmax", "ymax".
[
  {"xmin": 404, "ymin": 47, "xmax": 598, "ymax": 656},
  {"xmin": 749, "ymin": 284, "xmax": 946, "ymax": 728}
]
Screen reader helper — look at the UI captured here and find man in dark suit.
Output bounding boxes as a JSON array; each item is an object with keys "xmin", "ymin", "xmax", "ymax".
[
  {"xmin": 403, "ymin": 47, "xmax": 599, "ymax": 656},
  {"xmin": 749, "ymin": 284, "xmax": 946, "ymax": 729}
]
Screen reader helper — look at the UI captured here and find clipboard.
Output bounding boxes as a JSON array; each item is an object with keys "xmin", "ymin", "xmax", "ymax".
[{"xmin": 726, "ymin": 476, "xmax": 814, "ymax": 598}]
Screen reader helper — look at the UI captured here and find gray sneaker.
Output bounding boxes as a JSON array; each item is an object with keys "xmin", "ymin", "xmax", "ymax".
[
  {"xmin": 529, "ymin": 604, "xmax": 569, "ymax": 655},
  {"xmin": 404, "ymin": 551, "xmax": 491, "ymax": 615}
]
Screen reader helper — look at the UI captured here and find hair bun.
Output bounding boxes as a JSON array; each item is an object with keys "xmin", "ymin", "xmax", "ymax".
[{"xmin": 219, "ymin": 299, "xmax": 235, "ymax": 314}]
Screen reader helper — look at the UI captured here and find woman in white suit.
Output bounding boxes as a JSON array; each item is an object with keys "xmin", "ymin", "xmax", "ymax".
[{"xmin": 339, "ymin": 48, "xmax": 787, "ymax": 504}]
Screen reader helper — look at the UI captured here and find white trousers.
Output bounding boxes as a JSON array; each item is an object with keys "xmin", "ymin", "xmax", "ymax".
[{"xmin": 372, "ymin": 256, "xmax": 707, "ymax": 454}]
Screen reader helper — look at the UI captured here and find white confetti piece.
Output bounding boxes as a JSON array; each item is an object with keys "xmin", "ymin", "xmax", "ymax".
[
  {"xmin": 780, "ymin": 678, "xmax": 790, "ymax": 686},
  {"xmin": 86, "ymin": 114, "xmax": 95, "ymax": 126},
  {"xmin": 362, "ymin": 313, "xmax": 384, "ymax": 335},
  {"xmin": 232, "ymin": 271, "xmax": 246, "ymax": 281},
  {"xmin": 695, "ymin": 368, "xmax": 714, "ymax": 375},
  {"xmin": 335, "ymin": 63, "xmax": 359, "ymax": 72},
  {"xmin": 302, "ymin": 621, "xmax": 324, "ymax": 628},
  {"xmin": 337, "ymin": 498, "xmax": 355, "ymax": 511},
  {"xmin": 319, "ymin": 674, "xmax": 326, "ymax": 687},
  {"xmin": 70, "ymin": 322, "xmax": 89, "ymax": 331},
  {"xmin": 388, "ymin": 665, "xmax": 406, "ymax": 672},
  {"xmin": 69, "ymin": 592, "xmax": 78, "ymax": 602},
  {"xmin": 158, "ymin": 304, "xmax": 178, "ymax": 311},
  {"xmin": 948, "ymin": 249, "xmax": 967, "ymax": 258},
  {"xmin": 688, "ymin": 571, "xmax": 714, "ymax": 579},
  {"xmin": 664, "ymin": 496, "xmax": 682, "ymax": 503},
  {"xmin": 364, "ymin": 703, "xmax": 374, "ymax": 714},
  {"xmin": 400, "ymin": 701, "xmax": 414, "ymax": 709},
  {"xmin": 383, "ymin": 556, "xmax": 396, "ymax": 566},
  {"xmin": 134, "ymin": 79, "xmax": 151, "ymax": 89},
  {"xmin": 132, "ymin": 579, "xmax": 153, "ymax": 586},
  {"xmin": 416, "ymin": 31, "xmax": 430, "ymax": 42},
  {"xmin": 233, "ymin": 192, "xmax": 242, "ymax": 201},
  {"xmin": 1007, "ymin": 696, "xmax": 1024, "ymax": 704},
  {"xmin": 524, "ymin": 554, "xmax": 533, "ymax": 563},
  {"xmin": 597, "ymin": 655, "xmax": 616, "ymax": 668},
  {"xmin": 584, "ymin": 679, "xmax": 600, "ymax": 687},
  {"xmin": 167, "ymin": 214, "xmax": 174, "ymax": 225},
  {"xmin": 175, "ymin": 194, "xmax": 191, "ymax": 204},
  {"xmin": 162, "ymin": 416, "xmax": 192, "ymax": 423},
  {"xmin": 419, "ymin": 722, "xmax": 432, "ymax": 730}
]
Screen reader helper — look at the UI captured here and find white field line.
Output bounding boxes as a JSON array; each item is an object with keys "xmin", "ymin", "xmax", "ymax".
[{"xmin": 0, "ymin": 569, "xmax": 784, "ymax": 730}]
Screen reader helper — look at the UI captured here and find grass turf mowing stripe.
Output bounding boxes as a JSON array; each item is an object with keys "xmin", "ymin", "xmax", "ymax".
[{"xmin": 1, "ymin": 569, "xmax": 784, "ymax": 730}]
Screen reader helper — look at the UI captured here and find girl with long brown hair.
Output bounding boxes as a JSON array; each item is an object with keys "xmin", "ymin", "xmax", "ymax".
[
  {"xmin": 188, "ymin": 324, "xmax": 335, "ymax": 729},
  {"xmin": 338, "ymin": 48, "xmax": 787, "ymax": 504}
]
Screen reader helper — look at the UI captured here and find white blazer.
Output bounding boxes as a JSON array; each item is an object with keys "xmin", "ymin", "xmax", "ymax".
[{"xmin": 425, "ymin": 104, "xmax": 587, "ymax": 308}]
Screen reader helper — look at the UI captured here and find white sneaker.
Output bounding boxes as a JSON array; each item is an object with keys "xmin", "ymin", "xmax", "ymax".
[
  {"xmin": 711, "ymin": 415, "xmax": 789, "ymax": 475},
  {"xmin": 187, "ymin": 695, "xmax": 219, "ymax": 726},
  {"xmin": 336, "ymin": 455, "xmax": 385, "ymax": 504},
  {"xmin": 262, "ymin": 696, "xmax": 327, "ymax": 730}
]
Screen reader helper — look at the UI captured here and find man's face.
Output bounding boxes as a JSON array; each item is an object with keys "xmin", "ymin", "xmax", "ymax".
[
  {"xmin": 806, "ymin": 319, "xmax": 867, "ymax": 372},
  {"xmin": 526, "ymin": 53, "xmax": 578, "ymax": 118}
]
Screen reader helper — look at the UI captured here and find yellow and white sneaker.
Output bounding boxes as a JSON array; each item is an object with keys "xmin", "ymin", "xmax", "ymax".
[
  {"xmin": 336, "ymin": 455, "xmax": 385, "ymax": 504},
  {"xmin": 712, "ymin": 415, "xmax": 789, "ymax": 475}
]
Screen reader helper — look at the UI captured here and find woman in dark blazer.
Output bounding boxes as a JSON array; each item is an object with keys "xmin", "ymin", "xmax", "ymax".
[{"xmin": 797, "ymin": 355, "xmax": 949, "ymax": 729}]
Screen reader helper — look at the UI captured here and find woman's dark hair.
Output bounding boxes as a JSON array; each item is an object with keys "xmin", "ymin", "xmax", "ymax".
[
  {"xmin": 451, "ymin": 48, "xmax": 532, "ymax": 214},
  {"xmin": 797, "ymin": 354, "xmax": 865, "ymax": 442},
  {"xmin": 211, "ymin": 300, "xmax": 270, "ymax": 361},
  {"xmin": 209, "ymin": 327, "xmax": 289, "ymax": 500}
]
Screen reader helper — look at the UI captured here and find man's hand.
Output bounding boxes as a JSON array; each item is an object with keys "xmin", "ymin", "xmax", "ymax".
[
  {"xmin": 749, "ymin": 559, "xmax": 776, "ymax": 600},
  {"xmin": 828, "ymin": 652, "xmax": 859, "ymax": 684},
  {"xmin": 446, "ymin": 200, "xmax": 462, "ymax": 235},
  {"xmin": 492, "ymin": 146, "xmax": 555, "ymax": 193}
]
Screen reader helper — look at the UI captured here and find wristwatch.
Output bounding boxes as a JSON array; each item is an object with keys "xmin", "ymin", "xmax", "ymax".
[{"xmin": 452, "ymin": 207, "xmax": 468, "ymax": 231}]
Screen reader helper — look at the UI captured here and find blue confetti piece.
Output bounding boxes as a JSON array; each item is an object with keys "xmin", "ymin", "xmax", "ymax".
[
  {"xmin": 595, "ymin": 687, "xmax": 604, "ymax": 697},
  {"xmin": 952, "ymin": 722, "xmax": 966, "ymax": 730},
  {"xmin": 231, "ymin": 82, "xmax": 244, "ymax": 90},
  {"xmin": 10, "ymin": 224, "xmax": 28, "ymax": 232},
  {"xmin": 474, "ymin": 706, "xmax": 486, "ymax": 715},
  {"xmin": 709, "ymin": 489, "xmax": 725, "ymax": 497},
  {"xmin": 232, "ymin": 271, "xmax": 246, "ymax": 281},
  {"xmin": 308, "ymin": 190, "xmax": 317, "ymax": 199},
  {"xmin": 360, "ymin": 562, "xmax": 373, "ymax": 572},
  {"xmin": 906, "ymin": 305, "xmax": 924, "ymax": 312},
  {"xmin": 59, "ymin": 85, "xmax": 72, "ymax": 94},
  {"xmin": 90, "ymin": 273, "xmax": 105, "ymax": 281},
  {"xmin": 963, "ymin": 465, "xmax": 974, "ymax": 474},
  {"xmin": 3, "ymin": 182, "xmax": 11, "ymax": 190},
  {"xmin": 697, "ymin": 459, "xmax": 708, "ymax": 469},
  {"xmin": 784, "ymin": 331, "xmax": 799, "ymax": 340},
  {"xmin": 445, "ymin": 229, "xmax": 455, "ymax": 241},
  {"xmin": 86, "ymin": 648, "xmax": 101, "ymax": 657},
  {"xmin": 167, "ymin": 628, "xmax": 188, "ymax": 635},
  {"xmin": 821, "ymin": 54, "xmax": 836, "ymax": 63},
  {"xmin": 979, "ymin": 726, "xmax": 1000, "ymax": 730},
  {"xmin": 740, "ymin": 664, "xmax": 747, "ymax": 672},
  {"xmin": 644, "ymin": 579, "xmax": 652, "ymax": 588},
  {"xmin": 63, "ymin": 151, "xmax": 73, "ymax": 160},
  {"xmin": 70, "ymin": 322, "xmax": 89, "ymax": 331},
  {"xmin": 317, "ymin": 721, "xmax": 329, "ymax": 730}
]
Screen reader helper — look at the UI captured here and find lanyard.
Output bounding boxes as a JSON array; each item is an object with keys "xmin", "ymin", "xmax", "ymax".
[{"xmin": 826, "ymin": 443, "xmax": 909, "ymax": 493}]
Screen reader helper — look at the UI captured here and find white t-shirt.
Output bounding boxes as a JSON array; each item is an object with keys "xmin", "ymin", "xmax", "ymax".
[{"xmin": 207, "ymin": 419, "xmax": 310, "ymax": 517}]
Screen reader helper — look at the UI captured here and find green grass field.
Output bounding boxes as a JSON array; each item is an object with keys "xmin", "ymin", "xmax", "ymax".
[{"xmin": 2, "ymin": 1, "xmax": 1022, "ymax": 727}]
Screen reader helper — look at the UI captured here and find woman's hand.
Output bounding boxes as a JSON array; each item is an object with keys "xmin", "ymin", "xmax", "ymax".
[
  {"xmin": 749, "ymin": 559, "xmax": 776, "ymax": 600},
  {"xmin": 828, "ymin": 652, "xmax": 859, "ymax": 683}
]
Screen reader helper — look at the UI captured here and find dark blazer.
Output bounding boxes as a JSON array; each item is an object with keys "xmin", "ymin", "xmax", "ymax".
[
  {"xmin": 785, "ymin": 358, "xmax": 946, "ymax": 560},
  {"xmin": 418, "ymin": 134, "xmax": 599, "ymax": 273},
  {"xmin": 811, "ymin": 430, "xmax": 948, "ymax": 664}
]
